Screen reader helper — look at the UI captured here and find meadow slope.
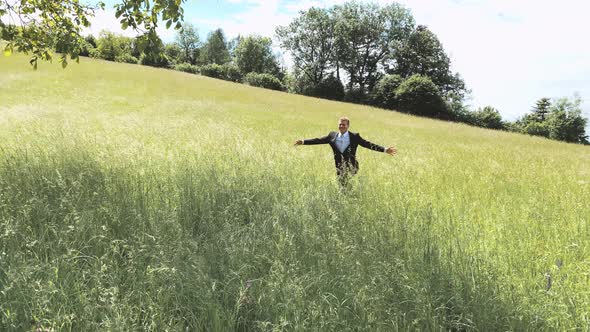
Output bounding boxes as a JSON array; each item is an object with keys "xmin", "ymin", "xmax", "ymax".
[{"xmin": 1, "ymin": 55, "xmax": 589, "ymax": 331}]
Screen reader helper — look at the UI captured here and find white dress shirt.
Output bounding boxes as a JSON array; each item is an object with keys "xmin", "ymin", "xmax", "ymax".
[{"xmin": 335, "ymin": 131, "xmax": 351, "ymax": 153}]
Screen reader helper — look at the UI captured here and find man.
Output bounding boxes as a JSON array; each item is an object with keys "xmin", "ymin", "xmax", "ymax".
[{"xmin": 294, "ymin": 117, "xmax": 397, "ymax": 186}]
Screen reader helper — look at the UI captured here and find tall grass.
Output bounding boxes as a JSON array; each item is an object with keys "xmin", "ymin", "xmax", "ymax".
[{"xmin": 1, "ymin": 54, "xmax": 589, "ymax": 331}]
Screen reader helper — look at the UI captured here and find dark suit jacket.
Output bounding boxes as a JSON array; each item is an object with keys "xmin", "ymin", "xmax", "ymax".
[{"xmin": 303, "ymin": 131, "xmax": 385, "ymax": 173}]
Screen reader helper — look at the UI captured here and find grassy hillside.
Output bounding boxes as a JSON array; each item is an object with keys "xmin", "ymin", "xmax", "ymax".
[{"xmin": 1, "ymin": 54, "xmax": 589, "ymax": 331}]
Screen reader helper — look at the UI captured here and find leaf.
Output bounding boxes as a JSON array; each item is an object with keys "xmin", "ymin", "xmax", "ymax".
[{"xmin": 166, "ymin": 20, "xmax": 172, "ymax": 29}]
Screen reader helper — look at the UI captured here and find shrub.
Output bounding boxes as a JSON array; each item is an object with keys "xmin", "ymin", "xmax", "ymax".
[
  {"xmin": 294, "ymin": 74, "xmax": 344, "ymax": 100},
  {"xmin": 372, "ymin": 74, "xmax": 403, "ymax": 109},
  {"xmin": 139, "ymin": 53, "xmax": 170, "ymax": 68},
  {"xmin": 395, "ymin": 75, "xmax": 449, "ymax": 119},
  {"xmin": 88, "ymin": 48, "xmax": 100, "ymax": 58},
  {"xmin": 95, "ymin": 31, "xmax": 133, "ymax": 61},
  {"xmin": 472, "ymin": 106, "xmax": 504, "ymax": 129},
  {"xmin": 200, "ymin": 63, "xmax": 224, "ymax": 79},
  {"xmin": 343, "ymin": 88, "xmax": 368, "ymax": 104},
  {"xmin": 244, "ymin": 73, "xmax": 284, "ymax": 91},
  {"xmin": 221, "ymin": 63, "xmax": 242, "ymax": 82},
  {"xmin": 315, "ymin": 75, "xmax": 344, "ymax": 101},
  {"xmin": 79, "ymin": 35, "xmax": 96, "ymax": 57},
  {"xmin": 523, "ymin": 122, "xmax": 550, "ymax": 138},
  {"xmin": 174, "ymin": 63, "xmax": 200, "ymax": 74},
  {"xmin": 115, "ymin": 53, "xmax": 138, "ymax": 64}
]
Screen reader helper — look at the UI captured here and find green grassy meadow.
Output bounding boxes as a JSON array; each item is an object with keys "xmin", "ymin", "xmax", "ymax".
[{"xmin": 1, "ymin": 54, "xmax": 589, "ymax": 331}]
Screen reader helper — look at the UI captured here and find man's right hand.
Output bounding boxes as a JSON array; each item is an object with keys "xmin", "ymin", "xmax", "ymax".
[{"xmin": 294, "ymin": 139, "xmax": 303, "ymax": 146}]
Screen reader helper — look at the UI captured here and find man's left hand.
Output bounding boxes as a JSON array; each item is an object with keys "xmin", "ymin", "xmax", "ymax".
[{"xmin": 385, "ymin": 147, "xmax": 397, "ymax": 156}]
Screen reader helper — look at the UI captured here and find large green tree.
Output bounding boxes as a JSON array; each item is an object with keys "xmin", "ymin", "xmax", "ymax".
[
  {"xmin": 391, "ymin": 25, "xmax": 465, "ymax": 99},
  {"xmin": 514, "ymin": 95, "xmax": 588, "ymax": 144},
  {"xmin": 94, "ymin": 30, "xmax": 133, "ymax": 61},
  {"xmin": 333, "ymin": 2, "xmax": 415, "ymax": 100},
  {"xmin": 276, "ymin": 7, "xmax": 337, "ymax": 94},
  {"xmin": 546, "ymin": 96, "xmax": 588, "ymax": 144},
  {"xmin": 234, "ymin": 35, "xmax": 280, "ymax": 76},
  {"xmin": 532, "ymin": 97, "xmax": 551, "ymax": 122},
  {"xmin": 200, "ymin": 28, "xmax": 230, "ymax": 65},
  {"xmin": 395, "ymin": 74, "xmax": 449, "ymax": 119},
  {"xmin": 472, "ymin": 106, "xmax": 505, "ymax": 130},
  {"xmin": 174, "ymin": 22, "xmax": 200, "ymax": 65},
  {"xmin": 1, "ymin": 0, "xmax": 185, "ymax": 68}
]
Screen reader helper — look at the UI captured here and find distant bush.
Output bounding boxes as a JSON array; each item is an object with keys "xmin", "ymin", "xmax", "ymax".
[
  {"xmin": 221, "ymin": 63, "xmax": 242, "ymax": 83},
  {"xmin": 139, "ymin": 53, "xmax": 170, "ymax": 68},
  {"xmin": 79, "ymin": 35, "xmax": 97, "ymax": 57},
  {"xmin": 174, "ymin": 63, "xmax": 200, "ymax": 74},
  {"xmin": 314, "ymin": 75, "xmax": 344, "ymax": 101},
  {"xmin": 200, "ymin": 63, "xmax": 224, "ymax": 79},
  {"xmin": 95, "ymin": 31, "xmax": 134, "ymax": 61},
  {"xmin": 115, "ymin": 53, "xmax": 138, "ymax": 64},
  {"xmin": 344, "ymin": 88, "xmax": 369, "ymax": 104},
  {"xmin": 244, "ymin": 72, "xmax": 284, "ymax": 91},
  {"xmin": 472, "ymin": 106, "xmax": 504, "ymax": 129},
  {"xmin": 395, "ymin": 75, "xmax": 449, "ymax": 119},
  {"xmin": 164, "ymin": 43, "xmax": 183, "ymax": 65},
  {"xmin": 372, "ymin": 74, "xmax": 403, "ymax": 109},
  {"xmin": 293, "ymin": 74, "xmax": 344, "ymax": 100},
  {"xmin": 523, "ymin": 121, "xmax": 550, "ymax": 138}
]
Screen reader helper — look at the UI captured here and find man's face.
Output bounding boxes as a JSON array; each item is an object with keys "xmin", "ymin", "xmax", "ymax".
[{"xmin": 338, "ymin": 120, "xmax": 349, "ymax": 134}]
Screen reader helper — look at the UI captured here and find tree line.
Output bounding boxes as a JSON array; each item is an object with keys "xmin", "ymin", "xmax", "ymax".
[{"xmin": 1, "ymin": 0, "xmax": 588, "ymax": 144}]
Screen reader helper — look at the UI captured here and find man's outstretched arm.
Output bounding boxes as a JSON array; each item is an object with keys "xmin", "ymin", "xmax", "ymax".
[
  {"xmin": 294, "ymin": 134, "xmax": 331, "ymax": 146},
  {"xmin": 357, "ymin": 134, "xmax": 397, "ymax": 156}
]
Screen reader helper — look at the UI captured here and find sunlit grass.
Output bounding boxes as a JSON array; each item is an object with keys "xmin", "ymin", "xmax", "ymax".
[{"xmin": 1, "ymin": 54, "xmax": 589, "ymax": 331}]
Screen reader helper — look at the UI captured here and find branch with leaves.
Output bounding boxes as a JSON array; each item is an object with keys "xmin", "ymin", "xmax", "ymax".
[{"xmin": 0, "ymin": 0, "xmax": 185, "ymax": 69}]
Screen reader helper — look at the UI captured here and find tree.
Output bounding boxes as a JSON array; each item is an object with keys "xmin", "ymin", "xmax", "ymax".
[
  {"xmin": 174, "ymin": 22, "xmax": 200, "ymax": 64},
  {"xmin": 78, "ymin": 35, "xmax": 97, "ymax": 57},
  {"xmin": 276, "ymin": 7, "xmax": 337, "ymax": 95},
  {"xmin": 244, "ymin": 72, "xmax": 284, "ymax": 91},
  {"xmin": 95, "ymin": 30, "xmax": 134, "ymax": 61},
  {"xmin": 395, "ymin": 75, "xmax": 449, "ymax": 118},
  {"xmin": 532, "ymin": 97, "xmax": 551, "ymax": 122},
  {"xmin": 294, "ymin": 73, "xmax": 345, "ymax": 100},
  {"xmin": 333, "ymin": 2, "xmax": 415, "ymax": 100},
  {"xmin": 513, "ymin": 95, "xmax": 588, "ymax": 143},
  {"xmin": 515, "ymin": 113, "xmax": 550, "ymax": 138},
  {"xmin": 136, "ymin": 31, "xmax": 169, "ymax": 68},
  {"xmin": 201, "ymin": 28, "xmax": 230, "ymax": 65},
  {"xmin": 372, "ymin": 74, "xmax": 403, "ymax": 109},
  {"xmin": 164, "ymin": 42, "xmax": 182, "ymax": 64},
  {"xmin": 546, "ymin": 96, "xmax": 588, "ymax": 144},
  {"xmin": 391, "ymin": 25, "xmax": 466, "ymax": 99},
  {"xmin": 472, "ymin": 106, "xmax": 504, "ymax": 130},
  {"xmin": 234, "ymin": 35, "xmax": 280, "ymax": 76},
  {"xmin": 1, "ymin": 0, "xmax": 185, "ymax": 68}
]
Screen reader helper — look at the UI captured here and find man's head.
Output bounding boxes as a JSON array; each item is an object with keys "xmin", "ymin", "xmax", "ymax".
[{"xmin": 338, "ymin": 117, "xmax": 350, "ymax": 134}]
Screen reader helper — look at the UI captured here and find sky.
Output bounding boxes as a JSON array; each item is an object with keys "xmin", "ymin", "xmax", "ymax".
[{"xmin": 84, "ymin": 0, "xmax": 590, "ymax": 124}]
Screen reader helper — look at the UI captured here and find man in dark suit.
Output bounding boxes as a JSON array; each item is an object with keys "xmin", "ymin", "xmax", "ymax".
[{"xmin": 294, "ymin": 117, "xmax": 397, "ymax": 186}]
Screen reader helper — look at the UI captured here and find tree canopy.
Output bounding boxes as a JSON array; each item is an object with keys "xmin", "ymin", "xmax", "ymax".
[
  {"xmin": 234, "ymin": 35, "xmax": 280, "ymax": 76},
  {"xmin": 201, "ymin": 28, "xmax": 230, "ymax": 65},
  {"xmin": 0, "ymin": 0, "xmax": 185, "ymax": 68}
]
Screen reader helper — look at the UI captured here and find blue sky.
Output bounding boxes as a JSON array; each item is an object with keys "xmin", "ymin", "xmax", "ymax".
[{"xmin": 88, "ymin": 0, "xmax": 590, "ymax": 125}]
